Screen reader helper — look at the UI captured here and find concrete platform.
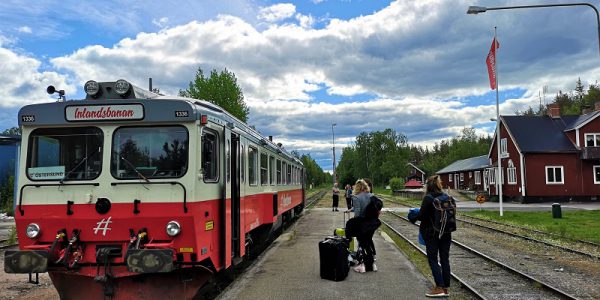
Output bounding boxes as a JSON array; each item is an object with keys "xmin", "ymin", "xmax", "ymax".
[{"xmin": 217, "ymin": 209, "xmax": 430, "ymax": 300}]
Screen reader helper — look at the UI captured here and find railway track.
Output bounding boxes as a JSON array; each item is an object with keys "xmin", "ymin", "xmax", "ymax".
[
  {"xmin": 0, "ymin": 238, "xmax": 18, "ymax": 250},
  {"xmin": 305, "ymin": 190, "xmax": 327, "ymax": 208},
  {"xmin": 382, "ymin": 211, "xmax": 580, "ymax": 300}
]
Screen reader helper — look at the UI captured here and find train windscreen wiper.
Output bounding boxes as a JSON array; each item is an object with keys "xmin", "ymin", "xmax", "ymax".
[
  {"xmin": 59, "ymin": 147, "xmax": 100, "ymax": 185},
  {"xmin": 119, "ymin": 155, "xmax": 151, "ymax": 184}
]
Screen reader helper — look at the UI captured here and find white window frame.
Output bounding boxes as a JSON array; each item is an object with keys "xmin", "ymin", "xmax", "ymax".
[
  {"xmin": 585, "ymin": 133, "xmax": 600, "ymax": 147},
  {"xmin": 248, "ymin": 146, "xmax": 258, "ymax": 186},
  {"xmin": 469, "ymin": 172, "xmax": 472, "ymax": 178},
  {"xmin": 448, "ymin": 174, "xmax": 452, "ymax": 182},
  {"xmin": 594, "ymin": 165, "xmax": 600, "ymax": 184},
  {"xmin": 545, "ymin": 166, "xmax": 564, "ymax": 185},
  {"xmin": 489, "ymin": 168, "xmax": 496, "ymax": 184},
  {"xmin": 460, "ymin": 173, "xmax": 464, "ymax": 181},
  {"xmin": 507, "ymin": 160, "xmax": 517, "ymax": 185},
  {"xmin": 474, "ymin": 171, "xmax": 481, "ymax": 184},
  {"xmin": 500, "ymin": 138, "xmax": 508, "ymax": 155}
]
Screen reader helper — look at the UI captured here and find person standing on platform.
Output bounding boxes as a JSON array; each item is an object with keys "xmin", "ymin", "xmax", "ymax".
[
  {"xmin": 344, "ymin": 184, "xmax": 353, "ymax": 211},
  {"xmin": 417, "ymin": 175, "xmax": 452, "ymax": 298},
  {"xmin": 332, "ymin": 183, "xmax": 340, "ymax": 211},
  {"xmin": 350, "ymin": 179, "xmax": 380, "ymax": 273}
]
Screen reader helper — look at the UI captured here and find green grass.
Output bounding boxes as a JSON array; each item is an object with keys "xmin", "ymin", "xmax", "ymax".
[{"xmin": 463, "ymin": 210, "xmax": 600, "ymax": 243}]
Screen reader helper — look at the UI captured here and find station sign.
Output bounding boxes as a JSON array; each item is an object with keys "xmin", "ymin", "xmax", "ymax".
[{"xmin": 66, "ymin": 104, "xmax": 144, "ymax": 121}]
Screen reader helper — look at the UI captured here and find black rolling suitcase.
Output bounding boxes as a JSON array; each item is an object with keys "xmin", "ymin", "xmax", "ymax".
[{"xmin": 319, "ymin": 236, "xmax": 350, "ymax": 281}]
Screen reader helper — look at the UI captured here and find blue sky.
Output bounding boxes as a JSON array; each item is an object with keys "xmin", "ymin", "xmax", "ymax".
[{"xmin": 1, "ymin": 0, "xmax": 599, "ymax": 172}]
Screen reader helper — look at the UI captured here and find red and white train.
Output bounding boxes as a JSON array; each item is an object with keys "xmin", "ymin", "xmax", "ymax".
[{"xmin": 5, "ymin": 80, "xmax": 306, "ymax": 299}]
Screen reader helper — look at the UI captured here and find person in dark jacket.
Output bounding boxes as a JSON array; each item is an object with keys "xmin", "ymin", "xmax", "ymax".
[{"xmin": 417, "ymin": 175, "xmax": 451, "ymax": 298}]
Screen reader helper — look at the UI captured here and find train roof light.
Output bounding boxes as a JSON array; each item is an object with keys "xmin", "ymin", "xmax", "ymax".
[
  {"xmin": 200, "ymin": 114, "xmax": 208, "ymax": 125},
  {"xmin": 84, "ymin": 80, "xmax": 101, "ymax": 98},
  {"xmin": 114, "ymin": 79, "xmax": 131, "ymax": 96}
]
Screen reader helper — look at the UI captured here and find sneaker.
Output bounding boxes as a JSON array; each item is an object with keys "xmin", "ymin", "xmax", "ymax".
[
  {"xmin": 443, "ymin": 288, "xmax": 449, "ymax": 296},
  {"xmin": 425, "ymin": 287, "xmax": 448, "ymax": 298},
  {"xmin": 353, "ymin": 263, "xmax": 366, "ymax": 273},
  {"xmin": 372, "ymin": 263, "xmax": 378, "ymax": 272}
]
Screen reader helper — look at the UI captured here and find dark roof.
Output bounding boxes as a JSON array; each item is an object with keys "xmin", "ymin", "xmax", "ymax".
[
  {"xmin": 564, "ymin": 110, "xmax": 600, "ymax": 131},
  {"xmin": 502, "ymin": 115, "xmax": 578, "ymax": 153},
  {"xmin": 437, "ymin": 155, "xmax": 490, "ymax": 174}
]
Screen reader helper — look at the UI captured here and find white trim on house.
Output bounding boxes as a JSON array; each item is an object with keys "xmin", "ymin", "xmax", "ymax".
[
  {"xmin": 507, "ymin": 159, "xmax": 517, "ymax": 184},
  {"xmin": 474, "ymin": 171, "xmax": 481, "ymax": 184},
  {"xmin": 460, "ymin": 173, "xmax": 464, "ymax": 181},
  {"xmin": 545, "ymin": 166, "xmax": 564, "ymax": 185},
  {"xmin": 566, "ymin": 110, "xmax": 600, "ymax": 131},
  {"xmin": 584, "ymin": 133, "xmax": 600, "ymax": 147},
  {"xmin": 576, "ymin": 128, "xmax": 580, "ymax": 147},
  {"xmin": 520, "ymin": 152, "xmax": 526, "ymax": 196}
]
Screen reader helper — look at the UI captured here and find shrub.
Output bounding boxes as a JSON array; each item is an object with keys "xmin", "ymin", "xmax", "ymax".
[{"xmin": 389, "ymin": 177, "xmax": 405, "ymax": 191}]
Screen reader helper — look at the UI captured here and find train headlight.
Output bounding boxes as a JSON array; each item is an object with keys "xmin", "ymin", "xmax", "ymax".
[
  {"xmin": 166, "ymin": 221, "xmax": 181, "ymax": 237},
  {"xmin": 26, "ymin": 223, "xmax": 41, "ymax": 239},
  {"xmin": 84, "ymin": 80, "xmax": 100, "ymax": 97},
  {"xmin": 114, "ymin": 79, "xmax": 131, "ymax": 96}
]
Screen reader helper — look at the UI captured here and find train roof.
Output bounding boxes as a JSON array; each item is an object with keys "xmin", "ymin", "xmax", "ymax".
[{"xmin": 18, "ymin": 80, "xmax": 302, "ymax": 165}]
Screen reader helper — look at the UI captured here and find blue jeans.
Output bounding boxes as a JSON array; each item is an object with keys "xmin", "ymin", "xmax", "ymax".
[{"xmin": 425, "ymin": 232, "xmax": 451, "ymax": 288}]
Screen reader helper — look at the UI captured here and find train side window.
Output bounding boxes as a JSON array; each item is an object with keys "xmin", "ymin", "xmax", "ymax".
[
  {"xmin": 260, "ymin": 152, "xmax": 268, "ymax": 185},
  {"xmin": 287, "ymin": 163, "xmax": 292, "ymax": 185},
  {"xmin": 269, "ymin": 155, "xmax": 275, "ymax": 185},
  {"xmin": 226, "ymin": 139, "xmax": 230, "ymax": 183},
  {"xmin": 202, "ymin": 130, "xmax": 219, "ymax": 182},
  {"xmin": 248, "ymin": 146, "xmax": 258, "ymax": 186},
  {"xmin": 282, "ymin": 162, "xmax": 287, "ymax": 185},
  {"xmin": 277, "ymin": 159, "xmax": 282, "ymax": 185}
]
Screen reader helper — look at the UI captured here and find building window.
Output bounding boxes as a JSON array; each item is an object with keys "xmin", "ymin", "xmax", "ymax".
[
  {"xmin": 474, "ymin": 171, "xmax": 481, "ymax": 184},
  {"xmin": 448, "ymin": 174, "xmax": 452, "ymax": 182},
  {"xmin": 489, "ymin": 168, "xmax": 496, "ymax": 184},
  {"xmin": 594, "ymin": 166, "xmax": 600, "ymax": 184},
  {"xmin": 460, "ymin": 173, "xmax": 464, "ymax": 181},
  {"xmin": 260, "ymin": 152, "xmax": 268, "ymax": 185},
  {"xmin": 507, "ymin": 160, "xmax": 517, "ymax": 184},
  {"xmin": 501, "ymin": 138, "xmax": 508, "ymax": 155},
  {"xmin": 469, "ymin": 172, "xmax": 472, "ymax": 178},
  {"xmin": 585, "ymin": 133, "xmax": 600, "ymax": 147},
  {"xmin": 545, "ymin": 166, "xmax": 564, "ymax": 184}
]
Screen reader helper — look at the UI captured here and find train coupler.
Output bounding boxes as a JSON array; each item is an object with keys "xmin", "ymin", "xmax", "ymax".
[
  {"xmin": 4, "ymin": 250, "xmax": 49, "ymax": 274},
  {"xmin": 126, "ymin": 249, "xmax": 174, "ymax": 273}
]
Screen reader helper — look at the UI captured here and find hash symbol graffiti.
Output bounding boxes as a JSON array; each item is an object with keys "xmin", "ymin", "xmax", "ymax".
[{"xmin": 94, "ymin": 216, "xmax": 112, "ymax": 236}]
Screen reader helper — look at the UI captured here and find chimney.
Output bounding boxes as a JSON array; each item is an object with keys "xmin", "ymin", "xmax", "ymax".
[
  {"xmin": 547, "ymin": 103, "xmax": 560, "ymax": 118},
  {"xmin": 595, "ymin": 101, "xmax": 600, "ymax": 112},
  {"xmin": 268, "ymin": 135, "xmax": 273, "ymax": 141}
]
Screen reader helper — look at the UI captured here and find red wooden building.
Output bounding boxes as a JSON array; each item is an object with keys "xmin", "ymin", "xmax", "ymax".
[
  {"xmin": 436, "ymin": 155, "xmax": 490, "ymax": 191},
  {"xmin": 406, "ymin": 162, "xmax": 426, "ymax": 183},
  {"xmin": 489, "ymin": 103, "xmax": 600, "ymax": 202}
]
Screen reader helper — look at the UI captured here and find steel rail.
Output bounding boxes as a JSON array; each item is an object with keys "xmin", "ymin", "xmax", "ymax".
[
  {"xmin": 388, "ymin": 211, "xmax": 580, "ymax": 300},
  {"xmin": 380, "ymin": 218, "xmax": 487, "ymax": 300},
  {"xmin": 460, "ymin": 214, "xmax": 600, "ymax": 248},
  {"xmin": 457, "ymin": 216, "xmax": 600, "ymax": 260}
]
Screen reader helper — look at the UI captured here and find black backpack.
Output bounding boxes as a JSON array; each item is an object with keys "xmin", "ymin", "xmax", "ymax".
[
  {"xmin": 430, "ymin": 194, "xmax": 457, "ymax": 237},
  {"xmin": 364, "ymin": 195, "xmax": 383, "ymax": 219}
]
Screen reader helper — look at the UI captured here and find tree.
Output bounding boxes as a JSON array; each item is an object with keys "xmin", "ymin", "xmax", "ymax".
[
  {"xmin": 180, "ymin": 68, "xmax": 250, "ymax": 122},
  {"xmin": 1, "ymin": 127, "xmax": 20, "ymax": 135}
]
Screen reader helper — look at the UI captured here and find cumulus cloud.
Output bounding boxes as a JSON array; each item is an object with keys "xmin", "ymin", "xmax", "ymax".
[
  {"xmin": 17, "ymin": 26, "xmax": 32, "ymax": 33},
  {"xmin": 258, "ymin": 3, "xmax": 296, "ymax": 22},
  {"xmin": 0, "ymin": 43, "xmax": 73, "ymax": 108},
  {"xmin": 152, "ymin": 17, "xmax": 169, "ymax": 29}
]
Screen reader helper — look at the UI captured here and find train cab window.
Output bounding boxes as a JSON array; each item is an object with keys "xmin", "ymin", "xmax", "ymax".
[
  {"xmin": 277, "ymin": 159, "xmax": 282, "ymax": 185},
  {"xmin": 248, "ymin": 146, "xmax": 258, "ymax": 185},
  {"xmin": 112, "ymin": 126, "xmax": 189, "ymax": 180},
  {"xmin": 200, "ymin": 130, "xmax": 218, "ymax": 182},
  {"xmin": 27, "ymin": 127, "xmax": 103, "ymax": 181},
  {"xmin": 260, "ymin": 153, "xmax": 268, "ymax": 185},
  {"xmin": 269, "ymin": 155, "xmax": 275, "ymax": 185}
]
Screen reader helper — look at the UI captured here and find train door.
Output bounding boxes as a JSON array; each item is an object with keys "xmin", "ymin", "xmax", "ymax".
[{"xmin": 230, "ymin": 133, "xmax": 242, "ymax": 264}]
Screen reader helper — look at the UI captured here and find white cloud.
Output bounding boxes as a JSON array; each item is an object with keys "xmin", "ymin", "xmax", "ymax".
[
  {"xmin": 152, "ymin": 17, "xmax": 169, "ymax": 29},
  {"xmin": 17, "ymin": 26, "xmax": 32, "ymax": 33},
  {"xmin": 258, "ymin": 3, "xmax": 296, "ymax": 22},
  {"xmin": 0, "ymin": 43, "xmax": 73, "ymax": 107}
]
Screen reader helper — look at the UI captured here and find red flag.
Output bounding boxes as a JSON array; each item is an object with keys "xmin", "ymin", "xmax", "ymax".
[{"xmin": 486, "ymin": 38, "xmax": 500, "ymax": 90}]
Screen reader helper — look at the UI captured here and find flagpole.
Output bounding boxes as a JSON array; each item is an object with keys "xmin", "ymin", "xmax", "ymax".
[{"xmin": 494, "ymin": 26, "xmax": 504, "ymax": 217}]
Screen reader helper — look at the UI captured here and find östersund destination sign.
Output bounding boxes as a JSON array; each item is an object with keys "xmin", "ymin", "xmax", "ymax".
[{"xmin": 66, "ymin": 104, "xmax": 144, "ymax": 121}]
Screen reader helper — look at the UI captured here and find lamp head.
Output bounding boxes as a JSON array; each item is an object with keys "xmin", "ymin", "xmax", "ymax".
[{"xmin": 467, "ymin": 6, "xmax": 487, "ymax": 14}]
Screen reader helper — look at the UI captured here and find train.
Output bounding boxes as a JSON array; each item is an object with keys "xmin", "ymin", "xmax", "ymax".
[{"xmin": 4, "ymin": 79, "xmax": 306, "ymax": 299}]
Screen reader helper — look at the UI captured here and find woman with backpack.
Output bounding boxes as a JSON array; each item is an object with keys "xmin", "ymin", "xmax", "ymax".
[
  {"xmin": 348, "ymin": 179, "xmax": 381, "ymax": 273},
  {"xmin": 417, "ymin": 175, "xmax": 456, "ymax": 298}
]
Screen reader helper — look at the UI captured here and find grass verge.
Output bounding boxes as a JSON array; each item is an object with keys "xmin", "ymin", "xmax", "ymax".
[{"xmin": 463, "ymin": 210, "xmax": 600, "ymax": 244}]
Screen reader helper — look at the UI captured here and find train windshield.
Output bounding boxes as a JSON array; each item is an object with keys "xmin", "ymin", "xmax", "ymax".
[
  {"xmin": 27, "ymin": 127, "xmax": 103, "ymax": 181},
  {"xmin": 111, "ymin": 126, "xmax": 189, "ymax": 179}
]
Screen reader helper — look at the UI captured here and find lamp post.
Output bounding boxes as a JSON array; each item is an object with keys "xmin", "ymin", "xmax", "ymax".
[
  {"xmin": 332, "ymin": 123, "xmax": 337, "ymax": 185},
  {"xmin": 467, "ymin": 3, "xmax": 600, "ymax": 56}
]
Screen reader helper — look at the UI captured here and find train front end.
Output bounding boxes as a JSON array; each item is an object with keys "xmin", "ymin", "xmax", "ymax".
[{"xmin": 5, "ymin": 80, "xmax": 213, "ymax": 299}]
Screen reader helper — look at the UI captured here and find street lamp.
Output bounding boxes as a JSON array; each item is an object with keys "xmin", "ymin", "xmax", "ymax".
[
  {"xmin": 332, "ymin": 123, "xmax": 337, "ymax": 185},
  {"xmin": 467, "ymin": 3, "xmax": 600, "ymax": 56}
]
